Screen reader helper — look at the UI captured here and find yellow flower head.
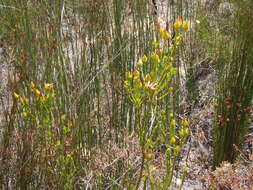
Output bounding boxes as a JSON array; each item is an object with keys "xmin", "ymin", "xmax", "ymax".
[
  {"xmin": 124, "ymin": 81, "xmax": 130, "ymax": 89},
  {"xmin": 168, "ymin": 87, "xmax": 173, "ymax": 92},
  {"xmin": 44, "ymin": 83, "xmax": 53, "ymax": 90},
  {"xmin": 151, "ymin": 52, "xmax": 159, "ymax": 62},
  {"xmin": 181, "ymin": 119, "xmax": 189, "ymax": 127},
  {"xmin": 152, "ymin": 41, "xmax": 159, "ymax": 48},
  {"xmin": 170, "ymin": 136, "xmax": 176, "ymax": 144},
  {"xmin": 22, "ymin": 112, "xmax": 27, "ymax": 118},
  {"xmin": 174, "ymin": 16, "xmax": 183, "ymax": 30},
  {"xmin": 30, "ymin": 81, "xmax": 35, "ymax": 89},
  {"xmin": 133, "ymin": 69, "xmax": 140, "ymax": 79},
  {"xmin": 137, "ymin": 59, "xmax": 143, "ymax": 67},
  {"xmin": 174, "ymin": 145, "xmax": 181, "ymax": 154},
  {"xmin": 179, "ymin": 129, "xmax": 185, "ymax": 137},
  {"xmin": 135, "ymin": 79, "xmax": 142, "ymax": 88},
  {"xmin": 125, "ymin": 72, "xmax": 132, "ymax": 79},
  {"xmin": 67, "ymin": 121, "xmax": 73, "ymax": 128},
  {"xmin": 13, "ymin": 92, "xmax": 19, "ymax": 99},
  {"xmin": 142, "ymin": 55, "xmax": 148, "ymax": 62},
  {"xmin": 144, "ymin": 153, "xmax": 153, "ymax": 160},
  {"xmin": 144, "ymin": 74, "xmax": 151, "ymax": 82},
  {"xmin": 163, "ymin": 30, "xmax": 170, "ymax": 40},
  {"xmin": 20, "ymin": 97, "xmax": 29, "ymax": 104},
  {"xmin": 166, "ymin": 147, "xmax": 172, "ymax": 154},
  {"xmin": 175, "ymin": 36, "xmax": 182, "ymax": 43},
  {"xmin": 183, "ymin": 128, "xmax": 189, "ymax": 135},
  {"xmin": 158, "ymin": 28, "xmax": 164, "ymax": 37},
  {"xmin": 61, "ymin": 114, "xmax": 66, "ymax": 121},
  {"xmin": 34, "ymin": 89, "xmax": 41, "ymax": 97},
  {"xmin": 170, "ymin": 119, "xmax": 176, "ymax": 128},
  {"xmin": 182, "ymin": 20, "xmax": 189, "ymax": 31}
]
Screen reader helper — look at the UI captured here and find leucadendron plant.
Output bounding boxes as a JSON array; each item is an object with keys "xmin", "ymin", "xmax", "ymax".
[
  {"xmin": 13, "ymin": 82, "xmax": 76, "ymax": 189},
  {"xmin": 124, "ymin": 17, "xmax": 189, "ymax": 189}
]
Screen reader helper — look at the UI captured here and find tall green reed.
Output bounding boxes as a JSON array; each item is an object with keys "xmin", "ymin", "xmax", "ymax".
[
  {"xmin": 213, "ymin": 0, "xmax": 253, "ymax": 167},
  {"xmin": 0, "ymin": 0, "xmax": 159, "ymax": 188}
]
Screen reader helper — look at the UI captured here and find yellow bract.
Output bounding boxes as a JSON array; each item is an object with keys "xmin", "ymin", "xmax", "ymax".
[
  {"xmin": 34, "ymin": 89, "xmax": 41, "ymax": 97},
  {"xmin": 13, "ymin": 92, "xmax": 19, "ymax": 99},
  {"xmin": 44, "ymin": 83, "xmax": 53, "ymax": 90},
  {"xmin": 181, "ymin": 119, "xmax": 189, "ymax": 127},
  {"xmin": 137, "ymin": 59, "xmax": 143, "ymax": 67},
  {"xmin": 133, "ymin": 69, "xmax": 140, "ymax": 79},
  {"xmin": 174, "ymin": 146, "xmax": 181, "ymax": 154},
  {"xmin": 67, "ymin": 121, "xmax": 73, "ymax": 127},
  {"xmin": 174, "ymin": 17, "xmax": 189, "ymax": 32},
  {"xmin": 142, "ymin": 55, "xmax": 148, "ymax": 62},
  {"xmin": 175, "ymin": 36, "xmax": 182, "ymax": 43},
  {"xmin": 144, "ymin": 153, "xmax": 152, "ymax": 160},
  {"xmin": 158, "ymin": 28, "xmax": 164, "ymax": 37},
  {"xmin": 170, "ymin": 136, "xmax": 176, "ymax": 144},
  {"xmin": 182, "ymin": 20, "xmax": 189, "ymax": 31},
  {"xmin": 135, "ymin": 79, "xmax": 142, "ymax": 88},
  {"xmin": 170, "ymin": 119, "xmax": 176, "ymax": 128},
  {"xmin": 20, "ymin": 97, "xmax": 29, "ymax": 104},
  {"xmin": 151, "ymin": 52, "xmax": 159, "ymax": 62},
  {"xmin": 183, "ymin": 128, "xmax": 189, "ymax": 135},
  {"xmin": 163, "ymin": 31, "xmax": 170, "ymax": 40},
  {"xmin": 144, "ymin": 74, "xmax": 151, "ymax": 82},
  {"xmin": 125, "ymin": 72, "xmax": 132, "ymax": 79},
  {"xmin": 22, "ymin": 112, "xmax": 27, "ymax": 117},
  {"xmin": 61, "ymin": 114, "xmax": 66, "ymax": 121},
  {"xmin": 30, "ymin": 81, "xmax": 35, "ymax": 89},
  {"xmin": 174, "ymin": 17, "xmax": 183, "ymax": 29}
]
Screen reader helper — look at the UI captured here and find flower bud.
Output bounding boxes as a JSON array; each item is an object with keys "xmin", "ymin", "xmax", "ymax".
[
  {"xmin": 174, "ymin": 146, "xmax": 181, "ymax": 155},
  {"xmin": 44, "ymin": 83, "xmax": 53, "ymax": 90},
  {"xmin": 151, "ymin": 52, "xmax": 159, "ymax": 62},
  {"xmin": 144, "ymin": 153, "xmax": 153, "ymax": 160},
  {"xmin": 125, "ymin": 72, "xmax": 132, "ymax": 79},
  {"xmin": 137, "ymin": 59, "xmax": 143, "ymax": 67},
  {"xmin": 13, "ymin": 92, "xmax": 19, "ymax": 99},
  {"xmin": 163, "ymin": 31, "xmax": 170, "ymax": 39},
  {"xmin": 181, "ymin": 119, "xmax": 189, "ymax": 127},
  {"xmin": 142, "ymin": 55, "xmax": 148, "ymax": 62},
  {"xmin": 30, "ymin": 81, "xmax": 35, "ymax": 89},
  {"xmin": 182, "ymin": 20, "xmax": 189, "ymax": 31},
  {"xmin": 170, "ymin": 136, "xmax": 176, "ymax": 144}
]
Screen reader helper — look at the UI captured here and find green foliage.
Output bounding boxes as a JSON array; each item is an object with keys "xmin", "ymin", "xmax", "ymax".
[{"xmin": 0, "ymin": 0, "xmax": 253, "ymax": 189}]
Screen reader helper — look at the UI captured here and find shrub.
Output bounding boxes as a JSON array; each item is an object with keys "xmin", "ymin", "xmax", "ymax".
[{"xmin": 124, "ymin": 18, "xmax": 189, "ymax": 189}]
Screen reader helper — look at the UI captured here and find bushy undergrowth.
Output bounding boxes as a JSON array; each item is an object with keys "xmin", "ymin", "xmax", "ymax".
[{"xmin": 0, "ymin": 0, "xmax": 252, "ymax": 189}]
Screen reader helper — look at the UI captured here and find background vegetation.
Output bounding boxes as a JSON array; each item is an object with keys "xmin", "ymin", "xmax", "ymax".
[{"xmin": 0, "ymin": 0, "xmax": 252, "ymax": 189}]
